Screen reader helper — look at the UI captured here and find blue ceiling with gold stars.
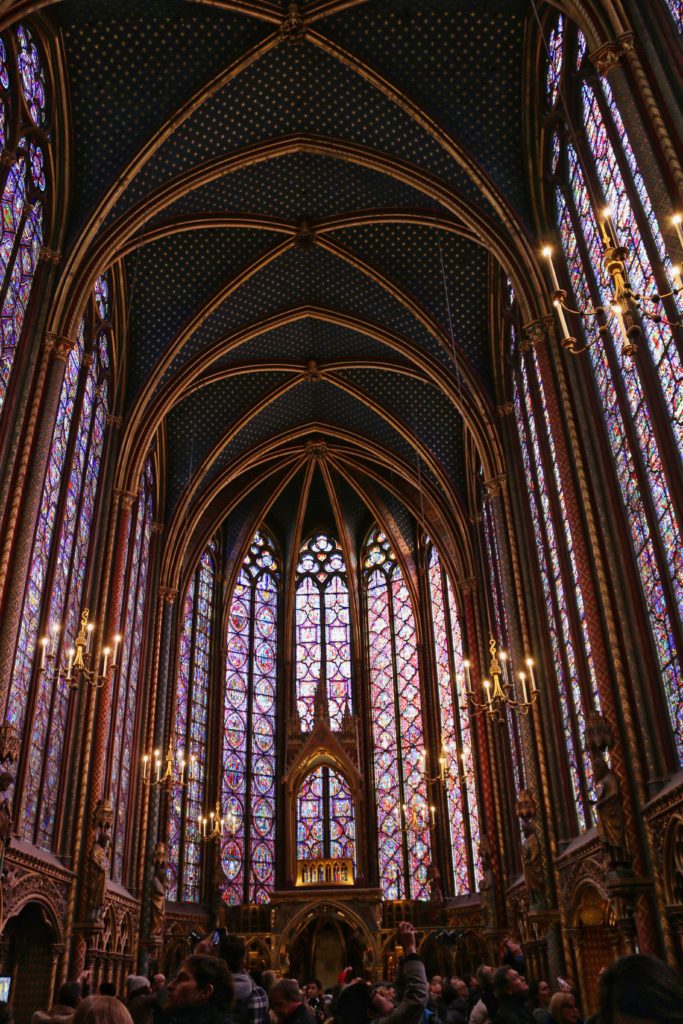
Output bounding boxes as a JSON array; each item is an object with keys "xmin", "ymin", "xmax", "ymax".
[{"xmin": 49, "ymin": 0, "xmax": 533, "ymax": 572}]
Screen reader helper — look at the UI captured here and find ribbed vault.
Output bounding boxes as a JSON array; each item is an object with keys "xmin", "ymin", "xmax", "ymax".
[{"xmin": 38, "ymin": 0, "xmax": 570, "ymax": 586}]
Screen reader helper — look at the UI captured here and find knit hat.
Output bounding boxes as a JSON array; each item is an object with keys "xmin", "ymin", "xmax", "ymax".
[{"xmin": 126, "ymin": 976, "xmax": 151, "ymax": 999}]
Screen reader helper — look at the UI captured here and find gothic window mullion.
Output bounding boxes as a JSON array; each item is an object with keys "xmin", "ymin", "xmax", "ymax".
[
  {"xmin": 178, "ymin": 570, "xmax": 200, "ymax": 899},
  {"xmin": 242, "ymin": 574, "xmax": 257, "ymax": 904},
  {"xmin": 524, "ymin": 348, "xmax": 597, "ymax": 715},
  {"xmin": 515, "ymin": 365, "xmax": 592, "ymax": 828},
  {"xmin": 386, "ymin": 574, "xmax": 410, "ymax": 899},
  {"xmin": 13, "ymin": 341, "xmax": 90, "ymax": 823},
  {"xmin": 441, "ymin": 565, "xmax": 474, "ymax": 890},
  {"xmin": 31, "ymin": 383, "xmax": 101, "ymax": 844}
]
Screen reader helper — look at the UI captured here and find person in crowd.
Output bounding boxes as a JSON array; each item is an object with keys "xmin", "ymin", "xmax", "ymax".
[
  {"xmin": 500, "ymin": 940, "xmax": 525, "ymax": 978},
  {"xmin": 526, "ymin": 981, "xmax": 552, "ymax": 1024},
  {"xmin": 150, "ymin": 979, "xmax": 165, "ymax": 996},
  {"xmin": 33, "ymin": 982, "xmax": 84, "ymax": 1024},
  {"xmin": 303, "ymin": 981, "xmax": 324, "ymax": 1024},
  {"xmin": 260, "ymin": 972, "xmax": 276, "ymax": 997},
  {"xmin": 0, "ymin": 1001, "xmax": 13, "ymax": 1024},
  {"xmin": 597, "ymin": 953, "xmax": 683, "ymax": 1024},
  {"xmin": 162, "ymin": 955, "xmax": 234, "ymax": 1024},
  {"xmin": 427, "ymin": 977, "xmax": 442, "ymax": 1021},
  {"xmin": 492, "ymin": 967, "xmax": 534, "ymax": 1024},
  {"xmin": 548, "ymin": 994, "xmax": 581, "ymax": 1024},
  {"xmin": 98, "ymin": 986, "xmax": 116, "ymax": 998},
  {"xmin": 335, "ymin": 921, "xmax": 427, "ymax": 1023},
  {"xmin": 268, "ymin": 979, "xmax": 315, "ymax": 1024},
  {"xmin": 72, "ymin": 999, "xmax": 132, "ymax": 1024},
  {"xmin": 215, "ymin": 933, "xmax": 268, "ymax": 1024},
  {"xmin": 469, "ymin": 966, "xmax": 496, "ymax": 1024},
  {"xmin": 124, "ymin": 977, "xmax": 153, "ymax": 1024},
  {"xmin": 439, "ymin": 979, "xmax": 468, "ymax": 1024}
]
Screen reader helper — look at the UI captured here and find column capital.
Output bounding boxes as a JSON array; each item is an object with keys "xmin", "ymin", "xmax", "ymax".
[
  {"xmin": 521, "ymin": 317, "xmax": 552, "ymax": 353},
  {"xmin": 457, "ymin": 576, "xmax": 477, "ymax": 595},
  {"xmin": 497, "ymin": 403, "xmax": 514, "ymax": 417},
  {"xmin": 114, "ymin": 488, "xmax": 138, "ymax": 511},
  {"xmin": 39, "ymin": 246, "xmax": 61, "ymax": 265},
  {"xmin": 151, "ymin": 521, "xmax": 165, "ymax": 535},
  {"xmin": 106, "ymin": 414, "xmax": 122, "ymax": 428},
  {"xmin": 483, "ymin": 473, "xmax": 506, "ymax": 498},
  {"xmin": 158, "ymin": 586, "xmax": 178, "ymax": 605},
  {"xmin": 590, "ymin": 34, "xmax": 635, "ymax": 77},
  {"xmin": 45, "ymin": 332, "xmax": 76, "ymax": 360}
]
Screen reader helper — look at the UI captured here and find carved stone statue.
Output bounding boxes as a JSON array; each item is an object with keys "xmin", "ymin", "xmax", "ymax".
[
  {"xmin": 586, "ymin": 715, "xmax": 631, "ymax": 872},
  {"xmin": 149, "ymin": 843, "xmax": 167, "ymax": 941},
  {"xmin": 84, "ymin": 799, "xmax": 113, "ymax": 923},
  {"xmin": 516, "ymin": 790, "xmax": 546, "ymax": 910},
  {"xmin": 426, "ymin": 862, "xmax": 443, "ymax": 903},
  {"xmin": 0, "ymin": 723, "xmax": 20, "ymax": 878}
]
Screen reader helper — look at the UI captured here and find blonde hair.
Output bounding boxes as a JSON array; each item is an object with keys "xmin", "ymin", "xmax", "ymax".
[
  {"xmin": 549, "ymin": 993, "xmax": 575, "ymax": 1023},
  {"xmin": 72, "ymin": 997, "xmax": 133, "ymax": 1024}
]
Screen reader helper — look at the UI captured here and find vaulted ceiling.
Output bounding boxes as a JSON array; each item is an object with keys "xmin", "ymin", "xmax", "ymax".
[{"xmin": 48, "ymin": 0, "xmax": 538, "ymax": 587}]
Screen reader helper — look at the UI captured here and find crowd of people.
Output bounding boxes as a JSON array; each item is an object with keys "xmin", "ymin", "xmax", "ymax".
[{"xmin": 12, "ymin": 924, "xmax": 683, "ymax": 1024}]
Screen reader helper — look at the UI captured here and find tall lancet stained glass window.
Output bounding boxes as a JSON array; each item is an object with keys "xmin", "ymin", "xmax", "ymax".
[
  {"xmin": 167, "ymin": 543, "xmax": 216, "ymax": 903},
  {"xmin": 107, "ymin": 457, "xmax": 155, "ymax": 883},
  {"xmin": 222, "ymin": 531, "xmax": 279, "ymax": 906},
  {"xmin": 426, "ymin": 543, "xmax": 481, "ymax": 893},
  {"xmin": 0, "ymin": 25, "xmax": 49, "ymax": 424},
  {"xmin": 295, "ymin": 534, "xmax": 352, "ymax": 731},
  {"xmin": 544, "ymin": 15, "xmax": 683, "ymax": 762},
  {"xmin": 5, "ymin": 275, "xmax": 111, "ymax": 851},
  {"xmin": 364, "ymin": 529, "xmax": 431, "ymax": 900}
]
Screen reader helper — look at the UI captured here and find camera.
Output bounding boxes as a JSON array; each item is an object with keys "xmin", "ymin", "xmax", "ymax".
[{"xmin": 433, "ymin": 928, "xmax": 464, "ymax": 945}]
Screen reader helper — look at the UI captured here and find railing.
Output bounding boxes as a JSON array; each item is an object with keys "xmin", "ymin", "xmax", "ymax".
[{"xmin": 296, "ymin": 857, "xmax": 354, "ymax": 886}]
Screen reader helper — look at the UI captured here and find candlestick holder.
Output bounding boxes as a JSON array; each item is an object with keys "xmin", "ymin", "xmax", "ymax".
[{"xmin": 39, "ymin": 608, "xmax": 120, "ymax": 691}]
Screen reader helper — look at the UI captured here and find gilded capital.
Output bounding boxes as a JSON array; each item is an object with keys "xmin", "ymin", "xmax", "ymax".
[
  {"xmin": 484, "ymin": 473, "xmax": 506, "ymax": 498},
  {"xmin": 50, "ymin": 335, "xmax": 77, "ymax": 361},
  {"xmin": 106, "ymin": 414, "xmax": 122, "ymax": 428},
  {"xmin": 39, "ymin": 246, "xmax": 61, "ymax": 265},
  {"xmin": 497, "ymin": 403, "xmax": 514, "ymax": 417},
  {"xmin": 158, "ymin": 586, "xmax": 178, "ymax": 605},
  {"xmin": 590, "ymin": 39, "xmax": 626, "ymax": 77}
]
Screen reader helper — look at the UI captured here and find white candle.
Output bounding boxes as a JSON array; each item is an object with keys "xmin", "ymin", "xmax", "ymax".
[
  {"xmin": 484, "ymin": 680, "xmax": 492, "ymax": 705},
  {"xmin": 113, "ymin": 634, "xmax": 121, "ymax": 665},
  {"xmin": 41, "ymin": 637, "xmax": 48, "ymax": 669},
  {"xmin": 553, "ymin": 299, "xmax": 572, "ymax": 341},
  {"xmin": 143, "ymin": 754, "xmax": 149, "ymax": 780},
  {"xmin": 611, "ymin": 303, "xmax": 631, "ymax": 351},
  {"xmin": 86, "ymin": 622, "xmax": 94, "ymax": 653},
  {"xmin": 526, "ymin": 658, "xmax": 537, "ymax": 692},
  {"xmin": 102, "ymin": 647, "xmax": 110, "ymax": 676},
  {"xmin": 519, "ymin": 672, "xmax": 528, "ymax": 705},
  {"xmin": 603, "ymin": 207, "xmax": 619, "ymax": 247},
  {"xmin": 464, "ymin": 660, "xmax": 472, "ymax": 693},
  {"xmin": 51, "ymin": 624, "xmax": 59, "ymax": 655},
  {"xmin": 673, "ymin": 213, "xmax": 683, "ymax": 250},
  {"xmin": 542, "ymin": 246, "xmax": 560, "ymax": 291},
  {"xmin": 430, "ymin": 805, "xmax": 436, "ymax": 826},
  {"xmin": 67, "ymin": 648, "xmax": 74, "ymax": 675}
]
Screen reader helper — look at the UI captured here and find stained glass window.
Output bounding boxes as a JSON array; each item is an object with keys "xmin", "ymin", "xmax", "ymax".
[
  {"xmin": 0, "ymin": 27, "xmax": 50, "ymax": 424},
  {"xmin": 546, "ymin": 15, "xmax": 563, "ymax": 107},
  {"xmin": 665, "ymin": 1, "xmax": 683, "ymax": 33},
  {"xmin": 545, "ymin": 21, "xmax": 683, "ymax": 764},
  {"xmin": 426, "ymin": 543, "xmax": 482, "ymax": 892},
  {"xmin": 108, "ymin": 458, "xmax": 155, "ymax": 882},
  {"xmin": 296, "ymin": 766, "xmax": 355, "ymax": 866},
  {"xmin": 295, "ymin": 534, "xmax": 352, "ymax": 731},
  {"xmin": 222, "ymin": 531, "xmax": 279, "ymax": 906},
  {"xmin": 6, "ymin": 277, "xmax": 111, "ymax": 850},
  {"xmin": 167, "ymin": 542, "xmax": 216, "ymax": 902},
  {"xmin": 364, "ymin": 529, "xmax": 431, "ymax": 900}
]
